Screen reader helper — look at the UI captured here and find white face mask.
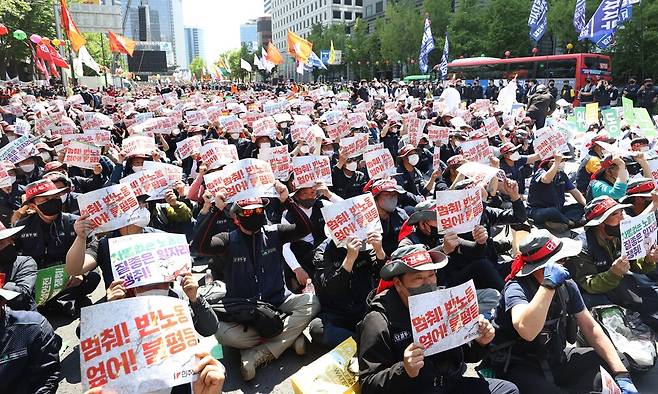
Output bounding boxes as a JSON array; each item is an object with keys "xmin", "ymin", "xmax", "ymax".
[
  {"xmin": 322, "ymin": 149, "xmax": 334, "ymax": 156},
  {"xmin": 345, "ymin": 161, "xmax": 358, "ymax": 172},
  {"xmin": 40, "ymin": 152, "xmax": 51, "ymax": 163},
  {"xmin": 508, "ymin": 152, "xmax": 521, "ymax": 161},
  {"xmin": 300, "ymin": 145, "xmax": 310, "ymax": 154},
  {"xmin": 19, "ymin": 163, "xmax": 35, "ymax": 173},
  {"xmin": 259, "ymin": 142, "xmax": 270, "ymax": 149},
  {"xmin": 407, "ymin": 154, "xmax": 420, "ymax": 166},
  {"xmin": 132, "ymin": 165, "xmax": 143, "ymax": 172},
  {"xmin": 172, "ymin": 129, "xmax": 180, "ymax": 136},
  {"xmin": 230, "ymin": 132, "xmax": 240, "ymax": 140},
  {"xmin": 132, "ymin": 207, "xmax": 151, "ymax": 227},
  {"xmin": 135, "ymin": 288, "xmax": 169, "ymax": 297},
  {"xmin": 60, "ymin": 194, "xmax": 68, "ymax": 203},
  {"xmin": 8, "ymin": 176, "xmax": 15, "ymax": 185}
]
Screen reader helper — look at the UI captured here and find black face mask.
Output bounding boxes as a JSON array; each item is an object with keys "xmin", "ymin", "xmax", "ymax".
[
  {"xmin": 407, "ymin": 283, "xmax": 438, "ymax": 296},
  {"xmin": 604, "ymin": 224, "xmax": 621, "ymax": 237},
  {"xmin": 296, "ymin": 198, "xmax": 316, "ymax": 209},
  {"xmin": 238, "ymin": 213, "xmax": 266, "ymax": 232},
  {"xmin": 0, "ymin": 244, "xmax": 17, "ymax": 265},
  {"xmin": 37, "ymin": 198, "xmax": 63, "ymax": 216}
]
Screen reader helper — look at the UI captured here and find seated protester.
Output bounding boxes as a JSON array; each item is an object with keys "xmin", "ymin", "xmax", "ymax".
[
  {"xmin": 440, "ymin": 131, "xmax": 466, "ymax": 164},
  {"xmin": 366, "ymin": 179, "xmax": 409, "ymax": 256},
  {"xmin": 13, "ymin": 179, "xmax": 100, "ymax": 314},
  {"xmin": 43, "ymin": 161, "xmax": 106, "ymax": 194},
  {"xmin": 15, "ymin": 153, "xmax": 43, "ymax": 186},
  {"xmin": 0, "ymin": 161, "xmax": 24, "ymax": 227},
  {"xmin": 498, "ymin": 142, "xmax": 541, "ymax": 196},
  {"xmin": 0, "ymin": 223, "xmax": 37, "ymax": 311},
  {"xmin": 282, "ymin": 183, "xmax": 341, "ymax": 293},
  {"xmin": 64, "ymin": 196, "xmax": 157, "ymax": 290},
  {"xmin": 43, "ymin": 172, "xmax": 80, "ymax": 215},
  {"xmin": 109, "ymin": 150, "xmax": 159, "ymax": 184},
  {"xmin": 226, "ymin": 127, "xmax": 253, "ymax": 159},
  {"xmin": 149, "ymin": 189, "xmax": 194, "ymax": 238},
  {"xmin": 190, "ymin": 183, "xmax": 320, "ymax": 381},
  {"xmin": 246, "ymin": 134, "xmax": 280, "ymax": 159},
  {"xmin": 319, "ymin": 137, "xmax": 338, "ymax": 167},
  {"xmin": 586, "ymin": 155, "xmax": 630, "ymax": 202},
  {"xmin": 490, "ymin": 230, "xmax": 636, "ymax": 394},
  {"xmin": 331, "ymin": 151, "xmax": 368, "ymax": 199},
  {"xmin": 626, "ymin": 137, "xmax": 651, "ymax": 176},
  {"xmin": 443, "ymin": 154, "xmax": 466, "ymax": 187},
  {"xmin": 527, "ymin": 153, "xmax": 587, "ymax": 233},
  {"xmin": 310, "ymin": 232, "xmax": 387, "ymax": 348},
  {"xmin": 380, "ymin": 118, "xmax": 401, "ymax": 159},
  {"xmin": 620, "ymin": 178, "xmax": 656, "ymax": 217},
  {"xmin": 395, "ymin": 145, "xmax": 442, "ymax": 209},
  {"xmin": 0, "ymin": 288, "xmax": 61, "ymax": 394},
  {"xmin": 574, "ymin": 134, "xmax": 612, "ymax": 194},
  {"xmin": 358, "ymin": 245, "xmax": 519, "ymax": 394},
  {"xmin": 415, "ymin": 134, "xmax": 434, "ymax": 175},
  {"xmin": 566, "ymin": 196, "xmax": 658, "ymax": 330}
]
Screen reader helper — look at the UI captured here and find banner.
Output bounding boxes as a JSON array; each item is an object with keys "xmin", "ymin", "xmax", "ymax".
[
  {"xmin": 483, "ymin": 117, "xmax": 500, "ymax": 137},
  {"xmin": 321, "ymin": 193, "xmax": 382, "ymax": 247},
  {"xmin": 252, "ymin": 116, "xmax": 278, "ymax": 138},
  {"xmin": 435, "ymin": 188, "xmax": 483, "ymax": 234},
  {"xmin": 34, "ymin": 264, "xmax": 70, "ymax": 306},
  {"xmin": 622, "ymin": 97, "xmax": 635, "ymax": 124},
  {"xmin": 0, "ymin": 135, "xmax": 39, "ymax": 164},
  {"xmin": 339, "ymin": 133, "xmax": 369, "ymax": 159},
  {"xmin": 460, "ymin": 139, "xmax": 492, "ymax": 164},
  {"xmin": 533, "ymin": 127, "xmax": 568, "ymax": 159},
  {"xmin": 109, "ymin": 233, "xmax": 191, "ymax": 289},
  {"xmin": 408, "ymin": 280, "xmax": 480, "ymax": 355},
  {"xmin": 633, "ymin": 108, "xmax": 657, "ymax": 137},
  {"xmin": 620, "ymin": 210, "xmax": 658, "ymax": 261},
  {"xmin": 258, "ymin": 145, "xmax": 291, "ymax": 181},
  {"xmin": 427, "ymin": 125, "xmax": 450, "ymax": 146},
  {"xmin": 64, "ymin": 141, "xmax": 101, "ymax": 169},
  {"xmin": 78, "ymin": 184, "xmax": 141, "ymax": 234},
  {"xmin": 574, "ymin": 107, "xmax": 588, "ymax": 132},
  {"xmin": 601, "ymin": 108, "xmax": 622, "ymax": 138},
  {"xmin": 120, "ymin": 168, "xmax": 170, "ymax": 200},
  {"xmin": 291, "ymin": 155, "xmax": 333, "ymax": 189},
  {"xmin": 122, "ymin": 135, "xmax": 156, "ymax": 158},
  {"xmin": 176, "ymin": 136, "xmax": 202, "ymax": 159},
  {"xmin": 418, "ymin": 17, "xmax": 435, "ymax": 74},
  {"xmin": 80, "ymin": 297, "xmax": 198, "ymax": 393},
  {"xmin": 528, "ymin": 0, "xmax": 549, "ymax": 42},
  {"xmin": 364, "ymin": 149, "xmax": 396, "ymax": 180},
  {"xmin": 203, "ymin": 159, "xmax": 278, "ymax": 202},
  {"xmin": 199, "ymin": 141, "xmax": 238, "ymax": 170}
]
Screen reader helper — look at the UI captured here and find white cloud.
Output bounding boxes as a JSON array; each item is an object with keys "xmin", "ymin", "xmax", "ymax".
[{"xmin": 183, "ymin": 0, "xmax": 265, "ymax": 64}]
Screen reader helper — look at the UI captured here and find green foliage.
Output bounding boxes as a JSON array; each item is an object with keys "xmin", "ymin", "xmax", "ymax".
[
  {"xmin": 189, "ymin": 56, "xmax": 206, "ymax": 79},
  {"xmin": 377, "ymin": 0, "xmax": 423, "ymax": 72},
  {"xmin": 609, "ymin": 1, "xmax": 658, "ymax": 81}
]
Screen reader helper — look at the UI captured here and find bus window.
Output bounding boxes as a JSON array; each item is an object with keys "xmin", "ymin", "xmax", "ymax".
[
  {"xmin": 545, "ymin": 60, "xmax": 577, "ymax": 79},
  {"xmin": 506, "ymin": 62, "xmax": 534, "ymax": 79}
]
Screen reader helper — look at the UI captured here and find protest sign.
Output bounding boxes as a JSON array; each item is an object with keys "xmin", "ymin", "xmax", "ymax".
[
  {"xmin": 408, "ymin": 280, "xmax": 479, "ymax": 355},
  {"xmin": 217, "ymin": 114, "xmax": 243, "ymax": 133},
  {"xmin": 405, "ymin": 117, "xmax": 428, "ymax": 147},
  {"xmin": 290, "ymin": 338, "xmax": 359, "ymax": 394},
  {"xmin": 433, "ymin": 149, "xmax": 442, "ymax": 173},
  {"xmin": 34, "ymin": 264, "xmax": 70, "ymax": 306},
  {"xmin": 601, "ymin": 108, "xmax": 622, "ymax": 138},
  {"xmin": 291, "ymin": 155, "xmax": 333, "ymax": 189},
  {"xmin": 600, "ymin": 366, "xmax": 622, "ymax": 394},
  {"xmin": 203, "ymin": 159, "xmax": 278, "ymax": 202},
  {"xmin": 321, "ymin": 193, "xmax": 382, "ymax": 247},
  {"xmin": 435, "ymin": 188, "xmax": 484, "ymax": 234},
  {"xmin": 14, "ymin": 118, "xmax": 30, "ymax": 135},
  {"xmin": 533, "ymin": 127, "xmax": 568, "ymax": 159},
  {"xmin": 185, "ymin": 109, "xmax": 209, "ymax": 126},
  {"xmin": 143, "ymin": 161, "xmax": 183, "ymax": 185},
  {"xmin": 0, "ymin": 135, "xmax": 39, "ymax": 164},
  {"xmin": 290, "ymin": 124, "xmax": 317, "ymax": 147},
  {"xmin": 134, "ymin": 112, "xmax": 154, "ymax": 125},
  {"xmin": 339, "ymin": 133, "xmax": 369, "ymax": 159},
  {"xmin": 364, "ymin": 149, "xmax": 396, "ymax": 180},
  {"xmin": 239, "ymin": 111, "xmax": 264, "ymax": 127},
  {"xmin": 320, "ymin": 110, "xmax": 342, "ymax": 125},
  {"xmin": 176, "ymin": 136, "xmax": 202, "ymax": 159},
  {"xmin": 0, "ymin": 165, "xmax": 11, "ymax": 188},
  {"xmin": 427, "ymin": 125, "xmax": 450, "ymax": 146},
  {"xmin": 122, "ymin": 135, "xmax": 156, "ymax": 158},
  {"xmin": 252, "ymin": 116, "xmax": 278, "ymax": 138},
  {"xmin": 138, "ymin": 116, "xmax": 179, "ymax": 135},
  {"xmin": 64, "ymin": 141, "xmax": 101, "ymax": 170},
  {"xmin": 199, "ymin": 141, "xmax": 239, "ymax": 170},
  {"xmin": 585, "ymin": 103, "xmax": 599, "ymax": 126},
  {"xmin": 78, "ymin": 184, "xmax": 141, "ymax": 234},
  {"xmin": 648, "ymin": 160, "xmax": 658, "ymax": 188},
  {"xmin": 109, "ymin": 233, "xmax": 191, "ymax": 289},
  {"xmin": 258, "ymin": 145, "xmax": 291, "ymax": 180},
  {"xmin": 574, "ymin": 107, "xmax": 588, "ymax": 133},
  {"xmin": 457, "ymin": 161, "xmax": 501, "ymax": 187},
  {"xmin": 347, "ymin": 112, "xmax": 368, "ymax": 129},
  {"xmin": 81, "ymin": 112, "xmax": 113, "ymax": 131},
  {"xmin": 594, "ymin": 141, "xmax": 632, "ymax": 157},
  {"xmin": 120, "ymin": 168, "xmax": 170, "ymax": 200},
  {"xmin": 326, "ymin": 118, "xmax": 350, "ymax": 140},
  {"xmin": 633, "ymin": 108, "xmax": 657, "ymax": 137},
  {"xmin": 620, "ymin": 210, "xmax": 658, "ymax": 261},
  {"xmin": 79, "ymin": 297, "xmax": 199, "ymax": 393},
  {"xmin": 472, "ymin": 99, "xmax": 491, "ymax": 115},
  {"xmin": 67, "ymin": 94, "xmax": 84, "ymax": 105},
  {"xmin": 460, "ymin": 139, "xmax": 492, "ymax": 164},
  {"xmin": 62, "ymin": 130, "xmax": 110, "ymax": 148},
  {"xmin": 483, "ymin": 117, "xmax": 500, "ymax": 137},
  {"xmin": 364, "ymin": 142, "xmax": 384, "ymax": 153},
  {"xmin": 2, "ymin": 103, "xmax": 23, "ymax": 116},
  {"xmin": 385, "ymin": 109, "xmax": 402, "ymax": 122},
  {"xmin": 622, "ymin": 97, "xmax": 635, "ymax": 124}
]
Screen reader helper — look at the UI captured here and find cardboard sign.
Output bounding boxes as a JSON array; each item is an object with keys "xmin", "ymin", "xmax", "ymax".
[
  {"xmin": 408, "ymin": 280, "xmax": 480, "ymax": 356},
  {"xmin": 585, "ymin": 102, "xmax": 599, "ymax": 126},
  {"xmin": 176, "ymin": 136, "xmax": 202, "ymax": 159},
  {"xmin": 405, "ymin": 117, "xmax": 428, "ymax": 147},
  {"xmin": 633, "ymin": 107, "xmax": 656, "ymax": 137},
  {"xmin": 457, "ymin": 161, "xmax": 500, "ymax": 188},
  {"xmin": 622, "ymin": 97, "xmax": 635, "ymax": 124},
  {"xmin": 601, "ymin": 108, "xmax": 622, "ymax": 138},
  {"xmin": 142, "ymin": 161, "xmax": 183, "ymax": 185},
  {"xmin": 258, "ymin": 145, "xmax": 291, "ymax": 180},
  {"xmin": 109, "ymin": 233, "xmax": 191, "ymax": 289},
  {"xmin": 290, "ymin": 338, "xmax": 359, "ymax": 394},
  {"xmin": 620, "ymin": 210, "xmax": 658, "ymax": 261},
  {"xmin": 339, "ymin": 133, "xmax": 369, "ymax": 159},
  {"xmin": 483, "ymin": 117, "xmax": 500, "ymax": 137},
  {"xmin": 291, "ymin": 155, "xmax": 333, "ymax": 189},
  {"xmin": 435, "ymin": 188, "xmax": 483, "ymax": 234},
  {"xmin": 427, "ymin": 125, "xmax": 450, "ymax": 146},
  {"xmin": 122, "ymin": 135, "xmax": 156, "ymax": 158},
  {"xmin": 199, "ymin": 141, "xmax": 238, "ymax": 170},
  {"xmin": 217, "ymin": 114, "xmax": 243, "ymax": 133},
  {"xmin": 79, "ymin": 297, "xmax": 199, "ymax": 393},
  {"xmin": 185, "ymin": 109, "xmax": 209, "ymax": 126},
  {"xmin": 347, "ymin": 112, "xmax": 368, "ymax": 129},
  {"xmin": 81, "ymin": 112, "xmax": 113, "ymax": 131},
  {"xmin": 460, "ymin": 139, "xmax": 492, "ymax": 164},
  {"xmin": 120, "ymin": 168, "xmax": 170, "ymax": 200},
  {"xmin": 252, "ymin": 116, "xmax": 278, "ymax": 138},
  {"xmin": 600, "ymin": 366, "xmax": 622, "ymax": 394},
  {"xmin": 364, "ymin": 149, "xmax": 396, "ymax": 180},
  {"xmin": 321, "ymin": 193, "xmax": 382, "ymax": 247},
  {"xmin": 326, "ymin": 118, "xmax": 350, "ymax": 141},
  {"xmin": 34, "ymin": 264, "xmax": 70, "ymax": 306},
  {"xmin": 0, "ymin": 135, "xmax": 39, "ymax": 164},
  {"xmin": 203, "ymin": 159, "xmax": 278, "ymax": 202},
  {"xmin": 78, "ymin": 184, "xmax": 141, "ymax": 235},
  {"xmin": 64, "ymin": 141, "xmax": 101, "ymax": 170},
  {"xmin": 533, "ymin": 127, "xmax": 568, "ymax": 159}
]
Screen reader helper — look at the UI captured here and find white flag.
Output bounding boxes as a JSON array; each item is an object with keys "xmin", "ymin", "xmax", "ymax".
[
  {"xmin": 254, "ymin": 54, "xmax": 265, "ymax": 70},
  {"xmin": 261, "ymin": 47, "xmax": 275, "ymax": 73},
  {"xmin": 78, "ymin": 45, "xmax": 101, "ymax": 74},
  {"xmin": 240, "ymin": 58, "xmax": 252, "ymax": 72}
]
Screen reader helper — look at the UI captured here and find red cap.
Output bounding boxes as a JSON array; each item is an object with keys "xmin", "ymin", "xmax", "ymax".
[
  {"xmin": 24, "ymin": 179, "xmax": 66, "ymax": 204},
  {"xmin": 44, "ymin": 161, "xmax": 66, "ymax": 173}
]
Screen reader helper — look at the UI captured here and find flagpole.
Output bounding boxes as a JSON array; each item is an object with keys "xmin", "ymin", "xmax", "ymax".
[
  {"xmin": 99, "ymin": 32, "xmax": 108, "ymax": 87},
  {"xmin": 53, "ymin": 2, "xmax": 69, "ymax": 93}
]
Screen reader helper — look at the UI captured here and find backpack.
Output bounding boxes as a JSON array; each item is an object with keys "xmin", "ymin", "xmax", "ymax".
[{"xmin": 211, "ymin": 297, "xmax": 287, "ymax": 338}]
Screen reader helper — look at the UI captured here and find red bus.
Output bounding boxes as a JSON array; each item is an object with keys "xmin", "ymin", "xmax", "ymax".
[{"xmin": 447, "ymin": 53, "xmax": 612, "ymax": 105}]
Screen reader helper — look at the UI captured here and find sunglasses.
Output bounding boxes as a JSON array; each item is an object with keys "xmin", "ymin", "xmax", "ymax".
[{"xmin": 239, "ymin": 207, "xmax": 264, "ymax": 217}]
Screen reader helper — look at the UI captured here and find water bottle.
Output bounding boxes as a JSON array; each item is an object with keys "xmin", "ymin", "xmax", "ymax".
[
  {"xmin": 204, "ymin": 269, "xmax": 213, "ymax": 285},
  {"xmin": 302, "ymin": 278, "xmax": 315, "ymax": 295}
]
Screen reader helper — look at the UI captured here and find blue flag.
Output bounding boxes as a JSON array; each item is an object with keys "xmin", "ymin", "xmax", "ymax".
[
  {"xmin": 580, "ymin": 0, "xmax": 635, "ymax": 48},
  {"xmin": 418, "ymin": 18, "xmax": 435, "ymax": 74},
  {"xmin": 573, "ymin": 0, "xmax": 586, "ymax": 33},
  {"xmin": 306, "ymin": 51, "xmax": 327, "ymax": 70},
  {"xmin": 438, "ymin": 33, "xmax": 449, "ymax": 81},
  {"xmin": 528, "ymin": 0, "xmax": 549, "ymax": 42}
]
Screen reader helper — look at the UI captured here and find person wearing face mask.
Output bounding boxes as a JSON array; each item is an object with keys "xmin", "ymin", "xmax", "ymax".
[
  {"xmin": 15, "ymin": 156, "xmax": 42, "ymax": 186},
  {"xmin": 567, "ymin": 195, "xmax": 658, "ymax": 331},
  {"xmin": 636, "ymin": 78, "xmax": 658, "ymax": 115},
  {"xmin": 621, "ymin": 178, "xmax": 657, "ymax": 218},
  {"xmin": 191, "ymin": 182, "xmax": 320, "ymax": 381},
  {"xmin": 395, "ymin": 145, "xmax": 442, "ymax": 210},
  {"xmin": 0, "ymin": 288, "xmax": 62, "ymax": 394},
  {"xmin": 248, "ymin": 135, "xmax": 280, "ymax": 159},
  {"xmin": 415, "ymin": 135, "xmax": 435, "ymax": 175},
  {"xmin": 380, "ymin": 119, "xmax": 401, "ymax": 159},
  {"xmin": 366, "ymin": 179, "xmax": 409, "ymax": 256},
  {"xmin": 0, "ymin": 222, "xmax": 37, "ymax": 311},
  {"xmin": 331, "ymin": 151, "xmax": 368, "ymax": 199},
  {"xmin": 499, "ymin": 142, "xmax": 541, "ymax": 196},
  {"xmin": 109, "ymin": 151, "xmax": 151, "ymax": 184},
  {"xmin": 225, "ymin": 127, "xmax": 251, "ymax": 159},
  {"xmin": 625, "ymin": 137, "xmax": 654, "ymax": 176},
  {"xmin": 13, "ymin": 179, "xmax": 100, "ymax": 315},
  {"xmin": 489, "ymin": 230, "xmax": 635, "ymax": 394},
  {"xmin": 574, "ymin": 134, "xmax": 614, "ymax": 194},
  {"xmin": 35, "ymin": 143, "xmax": 54, "ymax": 164},
  {"xmin": 358, "ymin": 244, "xmax": 518, "ymax": 394},
  {"xmin": 0, "ymin": 161, "xmax": 24, "ymax": 227},
  {"xmin": 440, "ymin": 131, "xmax": 466, "ymax": 164},
  {"xmin": 43, "ymin": 161, "xmax": 106, "ymax": 195}
]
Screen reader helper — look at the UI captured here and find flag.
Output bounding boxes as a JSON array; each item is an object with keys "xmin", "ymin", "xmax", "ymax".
[
  {"xmin": 266, "ymin": 42, "xmax": 284, "ymax": 65},
  {"xmin": 328, "ymin": 40, "xmax": 336, "ymax": 65},
  {"xmin": 287, "ymin": 31, "xmax": 313, "ymax": 63},
  {"xmin": 261, "ymin": 47, "xmax": 275, "ymax": 72},
  {"xmin": 528, "ymin": 0, "xmax": 549, "ymax": 42},
  {"xmin": 418, "ymin": 18, "xmax": 436, "ymax": 74},
  {"xmin": 240, "ymin": 58, "xmax": 252, "ymax": 72},
  {"xmin": 437, "ymin": 33, "xmax": 449, "ymax": 80},
  {"xmin": 108, "ymin": 31, "xmax": 136, "ymax": 57},
  {"xmin": 573, "ymin": 0, "xmax": 587, "ymax": 34},
  {"xmin": 579, "ymin": 0, "xmax": 635, "ymax": 48},
  {"xmin": 36, "ymin": 42, "xmax": 69, "ymax": 69},
  {"xmin": 60, "ymin": 0, "xmax": 86, "ymax": 52},
  {"xmin": 77, "ymin": 45, "xmax": 100, "ymax": 74},
  {"xmin": 254, "ymin": 54, "xmax": 265, "ymax": 70},
  {"xmin": 306, "ymin": 51, "xmax": 327, "ymax": 70},
  {"xmin": 296, "ymin": 60, "xmax": 305, "ymax": 75}
]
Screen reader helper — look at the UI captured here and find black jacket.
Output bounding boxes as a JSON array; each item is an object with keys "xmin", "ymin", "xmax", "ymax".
[
  {"xmin": 358, "ymin": 288, "xmax": 487, "ymax": 394},
  {"xmin": 0, "ymin": 255, "xmax": 37, "ymax": 311},
  {"xmin": 15, "ymin": 213, "xmax": 78, "ymax": 269}
]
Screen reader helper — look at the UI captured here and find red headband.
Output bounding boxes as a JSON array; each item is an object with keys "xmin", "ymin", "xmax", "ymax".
[
  {"xmin": 628, "ymin": 181, "xmax": 655, "ymax": 195},
  {"xmin": 505, "ymin": 238, "xmax": 561, "ymax": 281}
]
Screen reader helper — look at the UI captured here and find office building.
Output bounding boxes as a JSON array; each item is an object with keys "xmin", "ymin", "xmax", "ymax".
[
  {"xmin": 240, "ymin": 19, "xmax": 259, "ymax": 51},
  {"xmin": 257, "ymin": 16, "xmax": 273, "ymax": 48},
  {"xmin": 185, "ymin": 27, "xmax": 205, "ymax": 65},
  {"xmin": 264, "ymin": 0, "xmax": 272, "ymax": 14}
]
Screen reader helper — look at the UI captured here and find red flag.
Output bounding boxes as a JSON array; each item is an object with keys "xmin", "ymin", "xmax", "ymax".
[
  {"xmin": 60, "ymin": 0, "xmax": 86, "ymax": 52},
  {"xmin": 108, "ymin": 31, "xmax": 136, "ymax": 57}
]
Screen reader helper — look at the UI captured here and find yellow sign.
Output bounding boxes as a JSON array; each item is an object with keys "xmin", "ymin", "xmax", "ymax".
[{"xmin": 585, "ymin": 102, "xmax": 599, "ymax": 126}]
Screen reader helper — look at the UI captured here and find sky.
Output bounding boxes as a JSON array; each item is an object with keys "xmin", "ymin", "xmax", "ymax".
[{"xmin": 182, "ymin": 0, "xmax": 265, "ymax": 64}]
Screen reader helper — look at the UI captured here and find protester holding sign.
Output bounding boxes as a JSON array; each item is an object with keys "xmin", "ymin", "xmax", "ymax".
[
  {"xmin": 358, "ymin": 244, "xmax": 518, "ymax": 394},
  {"xmin": 0, "ymin": 222, "xmax": 37, "ymax": 311},
  {"xmin": 574, "ymin": 134, "xmax": 613, "ymax": 194},
  {"xmin": 395, "ymin": 145, "xmax": 442, "ymax": 210}
]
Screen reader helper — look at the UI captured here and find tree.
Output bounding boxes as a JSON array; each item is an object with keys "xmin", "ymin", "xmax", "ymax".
[
  {"xmin": 189, "ymin": 56, "xmax": 206, "ymax": 79},
  {"xmin": 377, "ymin": 0, "xmax": 423, "ymax": 75},
  {"xmin": 482, "ymin": 0, "xmax": 531, "ymax": 58},
  {"xmin": 447, "ymin": 0, "xmax": 487, "ymax": 59},
  {"xmin": 610, "ymin": 1, "xmax": 658, "ymax": 82}
]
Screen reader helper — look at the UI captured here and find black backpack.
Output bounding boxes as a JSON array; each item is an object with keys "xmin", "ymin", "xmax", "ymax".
[{"xmin": 211, "ymin": 297, "xmax": 287, "ymax": 338}]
